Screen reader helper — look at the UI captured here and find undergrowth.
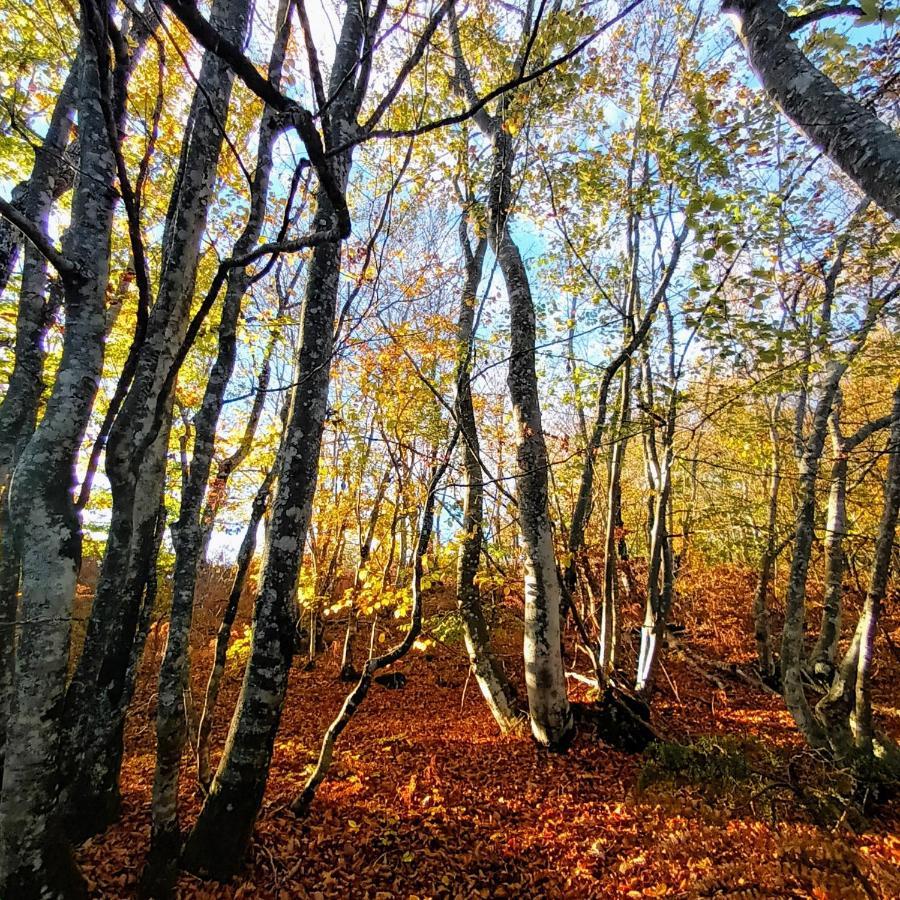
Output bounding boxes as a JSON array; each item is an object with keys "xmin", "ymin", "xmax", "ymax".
[{"xmin": 638, "ymin": 736, "xmax": 900, "ymax": 830}]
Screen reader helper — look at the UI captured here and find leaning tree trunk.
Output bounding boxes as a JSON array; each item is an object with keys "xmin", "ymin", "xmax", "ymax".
[
  {"xmin": 0, "ymin": 2, "xmax": 120, "ymax": 892},
  {"xmin": 141, "ymin": 4, "xmax": 290, "ymax": 892},
  {"xmin": 725, "ymin": 0, "xmax": 900, "ymax": 220},
  {"xmin": 181, "ymin": 4, "xmax": 367, "ymax": 877},
  {"xmin": 292, "ymin": 436, "xmax": 458, "ymax": 815},
  {"xmin": 449, "ymin": 6, "xmax": 571, "ymax": 748},
  {"xmin": 60, "ymin": 0, "xmax": 251, "ymax": 840},
  {"xmin": 454, "ymin": 220, "xmax": 519, "ymax": 732}
]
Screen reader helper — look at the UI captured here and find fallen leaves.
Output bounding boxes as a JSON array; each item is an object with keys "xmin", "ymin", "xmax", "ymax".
[{"xmin": 75, "ymin": 567, "xmax": 900, "ymax": 898}]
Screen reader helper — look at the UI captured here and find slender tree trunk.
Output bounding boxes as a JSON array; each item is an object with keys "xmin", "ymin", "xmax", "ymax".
[
  {"xmin": 635, "ymin": 444, "xmax": 673, "ymax": 695},
  {"xmin": 754, "ymin": 399, "xmax": 783, "ymax": 683},
  {"xmin": 140, "ymin": 6, "xmax": 289, "ymax": 892},
  {"xmin": 0, "ymin": 63, "xmax": 79, "ymax": 301},
  {"xmin": 600, "ymin": 365, "xmax": 630, "ymax": 677},
  {"xmin": 182, "ymin": 6, "xmax": 367, "ymax": 875},
  {"xmin": 448, "ymin": 7, "xmax": 571, "ymax": 748},
  {"xmin": 196, "ymin": 464, "xmax": 275, "ymax": 791},
  {"xmin": 0, "ymin": 2, "xmax": 119, "ymax": 890},
  {"xmin": 780, "ymin": 363, "xmax": 848, "ymax": 749},
  {"xmin": 491, "ymin": 154, "xmax": 571, "ymax": 746},
  {"xmin": 60, "ymin": 0, "xmax": 251, "ymax": 838},
  {"xmin": 454, "ymin": 221, "xmax": 519, "ymax": 731},
  {"xmin": 816, "ymin": 387, "xmax": 900, "ymax": 758},
  {"xmin": 808, "ymin": 402, "xmax": 894, "ymax": 679},
  {"xmin": 809, "ymin": 434, "xmax": 847, "ymax": 679}
]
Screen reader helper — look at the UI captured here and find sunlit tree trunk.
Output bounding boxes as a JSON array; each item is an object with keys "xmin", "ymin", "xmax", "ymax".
[
  {"xmin": 0, "ymin": 1, "xmax": 120, "ymax": 890},
  {"xmin": 808, "ymin": 403, "xmax": 893, "ymax": 679},
  {"xmin": 450, "ymin": 8, "xmax": 571, "ymax": 747},
  {"xmin": 725, "ymin": 0, "xmax": 900, "ymax": 220}
]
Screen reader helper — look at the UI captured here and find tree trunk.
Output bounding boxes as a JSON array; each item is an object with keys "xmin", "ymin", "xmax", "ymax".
[
  {"xmin": 815, "ymin": 387, "xmax": 900, "ymax": 757},
  {"xmin": 0, "ymin": 62, "xmax": 78, "ymax": 300},
  {"xmin": 725, "ymin": 0, "xmax": 900, "ymax": 220},
  {"xmin": 780, "ymin": 384, "xmax": 840, "ymax": 749},
  {"xmin": 0, "ymin": 55, "xmax": 82, "ymax": 775},
  {"xmin": 0, "ymin": 2, "xmax": 119, "ymax": 890},
  {"xmin": 454, "ymin": 220, "xmax": 519, "ymax": 732},
  {"xmin": 753, "ymin": 398, "xmax": 783, "ymax": 683},
  {"xmin": 600, "ymin": 365, "xmax": 630, "ymax": 677},
  {"xmin": 181, "ymin": 5, "xmax": 367, "ymax": 876},
  {"xmin": 808, "ymin": 434, "xmax": 847, "ymax": 679},
  {"xmin": 141, "ymin": 7, "xmax": 290, "ymax": 892},
  {"xmin": 196, "ymin": 465, "xmax": 275, "ymax": 792},
  {"xmin": 60, "ymin": 0, "xmax": 251, "ymax": 839}
]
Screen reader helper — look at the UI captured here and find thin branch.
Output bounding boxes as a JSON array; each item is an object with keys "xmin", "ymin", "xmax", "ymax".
[{"xmin": 0, "ymin": 198, "xmax": 75, "ymax": 279}]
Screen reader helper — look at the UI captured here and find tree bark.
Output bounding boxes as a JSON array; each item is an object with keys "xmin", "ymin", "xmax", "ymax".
[
  {"xmin": 809, "ymin": 404, "xmax": 848, "ymax": 678},
  {"xmin": 60, "ymin": 0, "xmax": 252, "ymax": 839},
  {"xmin": 725, "ymin": 0, "xmax": 900, "ymax": 220},
  {"xmin": 815, "ymin": 386, "xmax": 900, "ymax": 758},
  {"xmin": 0, "ymin": 1, "xmax": 120, "ymax": 891},
  {"xmin": 753, "ymin": 397, "xmax": 783, "ymax": 683},
  {"xmin": 449, "ymin": 8, "xmax": 572, "ymax": 747},
  {"xmin": 809, "ymin": 404, "xmax": 894, "ymax": 678},
  {"xmin": 181, "ymin": 4, "xmax": 368, "ymax": 876},
  {"xmin": 195, "ymin": 464, "xmax": 275, "ymax": 792},
  {"xmin": 140, "ymin": 5, "xmax": 290, "ymax": 892},
  {"xmin": 454, "ymin": 219, "xmax": 519, "ymax": 732}
]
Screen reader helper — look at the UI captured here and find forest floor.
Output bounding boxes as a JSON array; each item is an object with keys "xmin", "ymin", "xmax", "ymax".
[{"xmin": 76, "ymin": 565, "xmax": 900, "ymax": 898}]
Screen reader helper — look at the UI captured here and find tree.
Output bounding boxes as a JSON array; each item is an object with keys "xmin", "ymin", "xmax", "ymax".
[{"xmin": 725, "ymin": 0, "xmax": 900, "ymax": 220}]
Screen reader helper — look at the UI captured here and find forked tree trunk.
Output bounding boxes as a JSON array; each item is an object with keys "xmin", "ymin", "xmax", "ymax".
[
  {"xmin": 816, "ymin": 387, "xmax": 900, "ymax": 758},
  {"xmin": 808, "ymin": 402, "xmax": 893, "ymax": 678},
  {"xmin": 450, "ymin": 9, "xmax": 571, "ymax": 747}
]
